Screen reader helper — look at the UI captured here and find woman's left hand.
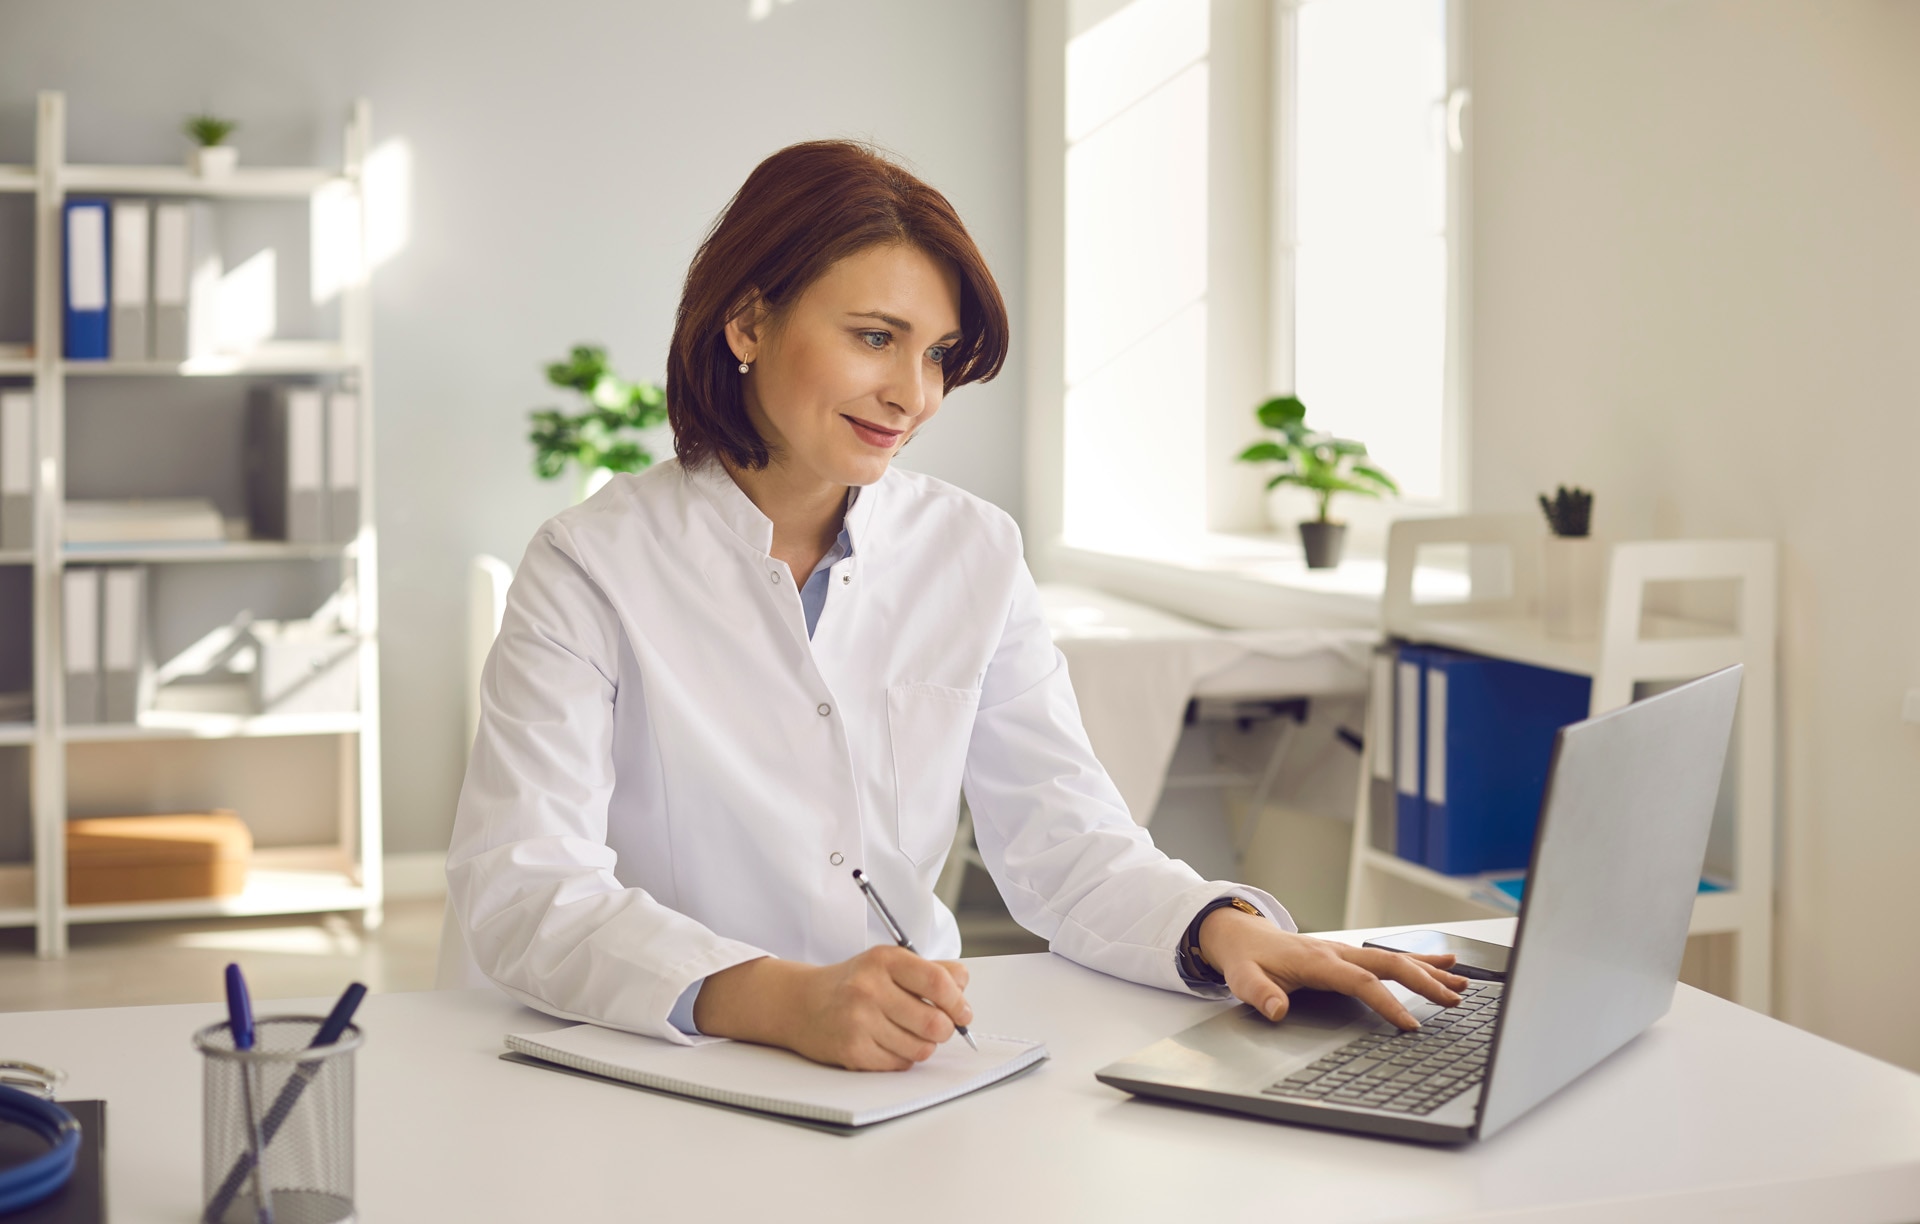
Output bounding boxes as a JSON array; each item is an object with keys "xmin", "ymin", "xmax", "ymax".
[{"xmin": 1197, "ymin": 908, "xmax": 1470, "ymax": 1030}]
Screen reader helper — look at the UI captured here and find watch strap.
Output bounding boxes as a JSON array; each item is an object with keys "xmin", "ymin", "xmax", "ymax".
[{"xmin": 1178, "ymin": 896, "xmax": 1264, "ymax": 985}]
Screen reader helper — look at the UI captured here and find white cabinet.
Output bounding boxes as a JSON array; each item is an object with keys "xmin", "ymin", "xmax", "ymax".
[{"xmin": 1344, "ymin": 514, "xmax": 1777, "ymax": 1011}]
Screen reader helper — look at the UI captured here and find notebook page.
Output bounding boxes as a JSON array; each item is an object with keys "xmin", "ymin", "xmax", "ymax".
[{"xmin": 506, "ymin": 1023, "xmax": 1047, "ymax": 1126}]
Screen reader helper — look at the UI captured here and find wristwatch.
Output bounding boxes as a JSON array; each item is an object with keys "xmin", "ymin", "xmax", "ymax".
[{"xmin": 1178, "ymin": 896, "xmax": 1264, "ymax": 985}]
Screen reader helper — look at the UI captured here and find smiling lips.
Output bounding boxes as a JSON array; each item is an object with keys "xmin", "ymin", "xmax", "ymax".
[{"xmin": 843, "ymin": 414, "xmax": 905, "ymax": 449}]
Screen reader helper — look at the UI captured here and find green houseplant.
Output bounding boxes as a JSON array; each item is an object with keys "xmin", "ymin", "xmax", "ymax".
[
  {"xmin": 183, "ymin": 113, "xmax": 239, "ymax": 178},
  {"xmin": 528, "ymin": 345, "xmax": 669, "ymax": 502},
  {"xmin": 1236, "ymin": 394, "xmax": 1398, "ymax": 569}
]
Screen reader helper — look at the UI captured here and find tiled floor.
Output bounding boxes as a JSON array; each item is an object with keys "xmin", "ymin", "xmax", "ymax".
[{"xmin": 0, "ymin": 895, "xmax": 1049, "ymax": 1013}]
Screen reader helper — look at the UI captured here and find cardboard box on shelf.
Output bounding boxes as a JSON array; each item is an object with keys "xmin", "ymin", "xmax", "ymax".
[{"xmin": 65, "ymin": 811, "xmax": 252, "ymax": 906}]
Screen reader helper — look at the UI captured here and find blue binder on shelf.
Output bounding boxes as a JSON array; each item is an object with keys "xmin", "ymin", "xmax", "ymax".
[
  {"xmin": 1392, "ymin": 642, "xmax": 1428, "ymax": 863},
  {"xmin": 64, "ymin": 198, "xmax": 111, "ymax": 360},
  {"xmin": 1420, "ymin": 647, "xmax": 1592, "ymax": 875}
]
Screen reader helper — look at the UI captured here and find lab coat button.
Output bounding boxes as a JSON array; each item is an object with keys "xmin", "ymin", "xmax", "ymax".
[
  {"xmin": 841, "ymin": 574, "xmax": 851, "ymax": 585},
  {"xmin": 829, "ymin": 851, "xmax": 845, "ymax": 866},
  {"xmin": 817, "ymin": 703, "xmax": 831, "ymax": 717},
  {"xmin": 768, "ymin": 570, "xmax": 780, "ymax": 584}
]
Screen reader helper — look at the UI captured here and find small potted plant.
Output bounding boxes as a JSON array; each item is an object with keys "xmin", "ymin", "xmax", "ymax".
[
  {"xmin": 528, "ymin": 344, "xmax": 669, "ymax": 502},
  {"xmin": 1538, "ymin": 485, "xmax": 1602, "ymax": 639},
  {"xmin": 1237, "ymin": 394, "xmax": 1398, "ymax": 569},
  {"xmin": 184, "ymin": 114, "xmax": 239, "ymax": 178}
]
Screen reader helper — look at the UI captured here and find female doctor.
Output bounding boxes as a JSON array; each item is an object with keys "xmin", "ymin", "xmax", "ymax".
[{"xmin": 448, "ymin": 141, "xmax": 1467, "ymax": 1072}]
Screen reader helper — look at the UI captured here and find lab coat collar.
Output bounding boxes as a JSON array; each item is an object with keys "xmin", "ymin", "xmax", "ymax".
[
  {"xmin": 844, "ymin": 479, "xmax": 881, "ymax": 555},
  {"xmin": 681, "ymin": 457, "xmax": 887, "ymax": 558}
]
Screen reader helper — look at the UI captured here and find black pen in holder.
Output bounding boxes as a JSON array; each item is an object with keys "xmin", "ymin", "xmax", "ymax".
[{"xmin": 194, "ymin": 1016, "xmax": 361, "ymax": 1224}]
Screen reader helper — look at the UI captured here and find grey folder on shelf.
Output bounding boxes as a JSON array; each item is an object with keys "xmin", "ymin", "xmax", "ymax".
[
  {"xmin": 1, "ymin": 390, "xmax": 30, "ymax": 551},
  {"xmin": 101, "ymin": 566, "xmax": 149, "ymax": 724},
  {"xmin": 151, "ymin": 200, "xmax": 220, "ymax": 362},
  {"xmin": 327, "ymin": 391, "xmax": 360, "ymax": 542},
  {"xmin": 63, "ymin": 568, "xmax": 101, "ymax": 725},
  {"xmin": 247, "ymin": 386, "xmax": 327, "ymax": 542},
  {"xmin": 110, "ymin": 199, "xmax": 151, "ymax": 362}
]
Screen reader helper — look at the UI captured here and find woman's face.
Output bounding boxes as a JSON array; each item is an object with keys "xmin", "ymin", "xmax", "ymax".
[{"xmin": 729, "ymin": 242, "xmax": 963, "ymax": 489}]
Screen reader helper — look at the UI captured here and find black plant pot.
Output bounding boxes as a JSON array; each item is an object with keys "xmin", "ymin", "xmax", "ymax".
[{"xmin": 1299, "ymin": 520, "xmax": 1347, "ymax": 569}]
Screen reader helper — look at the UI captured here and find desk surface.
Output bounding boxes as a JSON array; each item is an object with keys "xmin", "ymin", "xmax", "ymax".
[{"xmin": 4, "ymin": 920, "xmax": 1919, "ymax": 1224}]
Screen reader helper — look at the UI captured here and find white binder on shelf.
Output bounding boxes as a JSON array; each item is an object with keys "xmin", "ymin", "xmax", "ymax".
[
  {"xmin": 1394, "ymin": 648, "xmax": 1426, "ymax": 862},
  {"xmin": 109, "ymin": 200, "xmax": 151, "ymax": 362},
  {"xmin": 247, "ymin": 386, "xmax": 327, "ymax": 542},
  {"xmin": 100, "ymin": 566, "xmax": 149, "ymax": 723},
  {"xmin": 1367, "ymin": 643, "xmax": 1397, "ymax": 853},
  {"xmin": 326, "ymin": 391, "xmax": 359, "ymax": 543},
  {"xmin": 62, "ymin": 568, "xmax": 101, "ymax": 725},
  {"xmin": 152, "ymin": 201, "xmax": 222, "ymax": 362},
  {"xmin": 0, "ymin": 390, "xmax": 29, "ymax": 551},
  {"xmin": 151, "ymin": 201, "xmax": 189, "ymax": 362}
]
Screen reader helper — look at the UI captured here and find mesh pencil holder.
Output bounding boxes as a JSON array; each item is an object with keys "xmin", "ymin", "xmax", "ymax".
[{"xmin": 194, "ymin": 1016, "xmax": 361, "ymax": 1224}]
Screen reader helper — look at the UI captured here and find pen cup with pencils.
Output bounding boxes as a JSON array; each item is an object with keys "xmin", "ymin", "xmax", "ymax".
[{"xmin": 194, "ymin": 1015, "xmax": 361, "ymax": 1224}]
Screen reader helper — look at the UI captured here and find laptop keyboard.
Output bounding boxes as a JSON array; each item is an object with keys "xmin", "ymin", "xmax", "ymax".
[{"xmin": 1261, "ymin": 980, "xmax": 1504, "ymax": 1116}]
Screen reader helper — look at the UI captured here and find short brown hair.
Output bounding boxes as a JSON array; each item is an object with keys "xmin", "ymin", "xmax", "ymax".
[{"xmin": 666, "ymin": 140, "xmax": 1009, "ymax": 471}]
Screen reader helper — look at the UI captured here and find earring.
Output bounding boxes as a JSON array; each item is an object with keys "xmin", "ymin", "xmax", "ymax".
[{"xmin": 738, "ymin": 360, "xmax": 751, "ymax": 374}]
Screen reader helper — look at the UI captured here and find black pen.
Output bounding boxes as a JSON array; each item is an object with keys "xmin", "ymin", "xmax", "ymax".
[{"xmin": 852, "ymin": 869, "xmax": 979, "ymax": 1051}]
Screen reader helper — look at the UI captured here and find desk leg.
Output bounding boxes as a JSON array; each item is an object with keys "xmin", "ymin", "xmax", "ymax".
[{"xmin": 1234, "ymin": 711, "xmax": 1303, "ymax": 862}]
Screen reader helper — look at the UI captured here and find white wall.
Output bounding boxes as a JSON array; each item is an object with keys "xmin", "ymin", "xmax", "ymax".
[
  {"xmin": 1470, "ymin": 0, "xmax": 1920, "ymax": 1068},
  {"xmin": 0, "ymin": 0, "xmax": 1027, "ymax": 856}
]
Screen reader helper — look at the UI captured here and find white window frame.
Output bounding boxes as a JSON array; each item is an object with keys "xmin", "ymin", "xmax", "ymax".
[{"xmin": 1026, "ymin": 0, "xmax": 1473, "ymax": 598}]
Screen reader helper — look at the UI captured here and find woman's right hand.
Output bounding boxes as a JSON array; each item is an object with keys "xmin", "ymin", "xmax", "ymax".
[{"xmin": 692, "ymin": 947, "xmax": 973, "ymax": 1071}]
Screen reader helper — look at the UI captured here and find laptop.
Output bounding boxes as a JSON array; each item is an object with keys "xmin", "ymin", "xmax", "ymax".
[{"xmin": 1095, "ymin": 664, "xmax": 1743, "ymax": 1144}]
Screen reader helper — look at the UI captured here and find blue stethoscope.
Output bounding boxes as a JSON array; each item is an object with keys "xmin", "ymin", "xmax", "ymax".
[{"xmin": 0, "ymin": 1062, "xmax": 78, "ymax": 1216}]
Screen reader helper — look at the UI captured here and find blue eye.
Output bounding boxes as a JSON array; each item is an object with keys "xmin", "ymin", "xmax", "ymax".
[
  {"xmin": 860, "ymin": 331, "xmax": 889, "ymax": 350},
  {"xmin": 928, "ymin": 345, "xmax": 950, "ymax": 365}
]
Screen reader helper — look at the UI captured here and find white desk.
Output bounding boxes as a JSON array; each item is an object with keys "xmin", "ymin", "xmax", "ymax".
[
  {"xmin": 4, "ymin": 920, "xmax": 1919, "ymax": 1223},
  {"xmin": 1040, "ymin": 583, "xmax": 1374, "ymax": 822}
]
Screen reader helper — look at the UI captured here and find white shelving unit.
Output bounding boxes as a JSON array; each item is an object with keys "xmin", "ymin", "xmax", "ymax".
[
  {"xmin": 0, "ymin": 91, "xmax": 384, "ymax": 957},
  {"xmin": 1343, "ymin": 514, "xmax": 1777, "ymax": 1011},
  {"xmin": 61, "ymin": 541, "xmax": 353, "ymax": 564},
  {"xmin": 60, "ymin": 341, "xmax": 357, "ymax": 378}
]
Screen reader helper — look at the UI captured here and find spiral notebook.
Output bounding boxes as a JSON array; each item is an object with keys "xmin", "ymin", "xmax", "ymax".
[{"xmin": 503, "ymin": 1023, "xmax": 1047, "ymax": 1130}]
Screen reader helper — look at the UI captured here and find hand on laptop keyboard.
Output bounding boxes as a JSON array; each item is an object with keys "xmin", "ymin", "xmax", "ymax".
[
  {"xmin": 1196, "ymin": 910, "xmax": 1470, "ymax": 1030},
  {"xmin": 1263, "ymin": 980, "xmax": 1505, "ymax": 1115}
]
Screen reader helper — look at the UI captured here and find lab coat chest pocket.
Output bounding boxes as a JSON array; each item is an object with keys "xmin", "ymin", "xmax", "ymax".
[{"xmin": 886, "ymin": 682, "xmax": 980, "ymax": 868}]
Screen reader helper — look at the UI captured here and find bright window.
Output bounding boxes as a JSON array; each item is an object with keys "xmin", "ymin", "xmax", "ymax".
[
  {"xmin": 1045, "ymin": 0, "xmax": 1465, "ymax": 556},
  {"xmin": 1062, "ymin": 0, "xmax": 1211, "ymax": 547},
  {"xmin": 1287, "ymin": 0, "xmax": 1453, "ymax": 506}
]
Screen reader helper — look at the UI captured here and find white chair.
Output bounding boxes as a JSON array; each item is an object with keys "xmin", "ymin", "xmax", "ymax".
[
  {"xmin": 435, "ymin": 555, "xmax": 515, "ymax": 990},
  {"xmin": 465, "ymin": 555, "xmax": 516, "ymax": 754}
]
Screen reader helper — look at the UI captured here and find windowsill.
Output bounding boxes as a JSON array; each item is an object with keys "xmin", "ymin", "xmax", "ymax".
[{"xmin": 1045, "ymin": 530, "xmax": 1470, "ymax": 632}]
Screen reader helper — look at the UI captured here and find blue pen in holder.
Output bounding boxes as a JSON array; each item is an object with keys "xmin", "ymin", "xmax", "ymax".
[{"xmin": 194, "ymin": 1016, "xmax": 361, "ymax": 1224}]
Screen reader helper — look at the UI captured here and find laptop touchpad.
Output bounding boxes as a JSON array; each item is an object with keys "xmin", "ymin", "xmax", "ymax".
[{"xmin": 1286, "ymin": 984, "xmax": 1444, "ymax": 1030}]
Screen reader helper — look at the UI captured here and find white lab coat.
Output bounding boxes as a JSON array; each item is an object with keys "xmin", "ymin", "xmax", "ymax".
[{"xmin": 448, "ymin": 458, "xmax": 1291, "ymax": 1044}]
